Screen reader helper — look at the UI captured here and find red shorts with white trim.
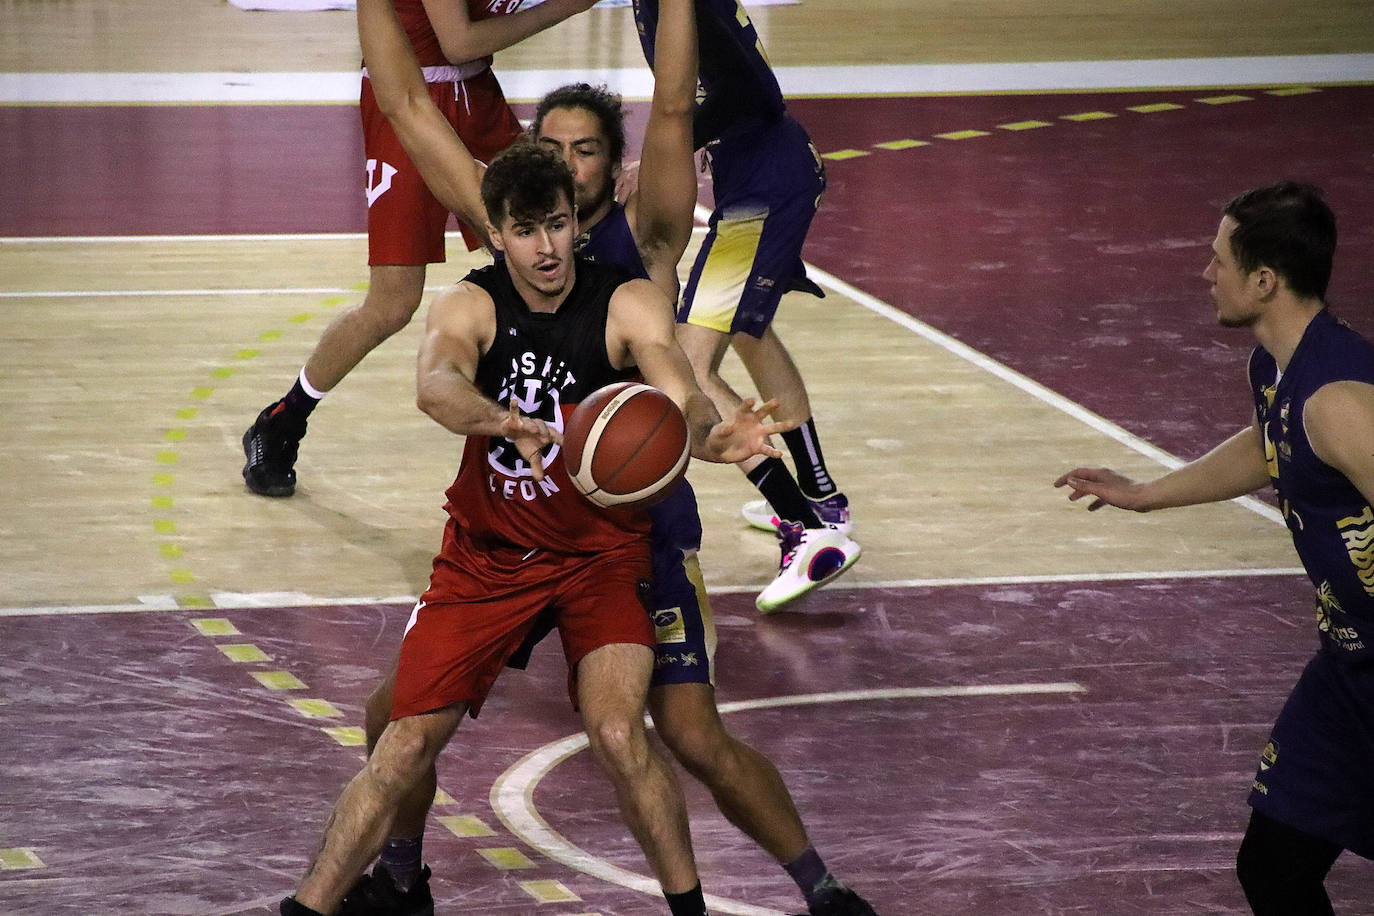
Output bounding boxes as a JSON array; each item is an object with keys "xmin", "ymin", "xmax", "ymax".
[
  {"xmin": 391, "ymin": 519, "xmax": 655, "ymax": 720},
  {"xmin": 360, "ymin": 67, "xmax": 523, "ymax": 265}
]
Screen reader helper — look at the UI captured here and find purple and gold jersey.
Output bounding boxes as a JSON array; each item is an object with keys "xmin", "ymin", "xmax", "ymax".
[
  {"xmin": 631, "ymin": 0, "xmax": 785, "ymax": 148},
  {"xmin": 1250, "ymin": 308, "xmax": 1374, "ymax": 660}
]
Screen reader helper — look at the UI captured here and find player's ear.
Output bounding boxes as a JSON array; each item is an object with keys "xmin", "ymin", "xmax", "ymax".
[{"xmin": 486, "ymin": 223, "xmax": 505, "ymax": 253}]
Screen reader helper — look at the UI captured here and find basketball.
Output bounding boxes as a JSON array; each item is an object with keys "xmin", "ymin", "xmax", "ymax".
[{"xmin": 563, "ymin": 382, "xmax": 690, "ymax": 509}]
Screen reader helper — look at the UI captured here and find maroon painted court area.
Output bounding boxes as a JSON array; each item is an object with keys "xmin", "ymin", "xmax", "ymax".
[
  {"xmin": 5, "ymin": 87, "xmax": 1374, "ymax": 913},
  {"xmin": 2, "ymin": 578, "xmax": 1370, "ymax": 915}
]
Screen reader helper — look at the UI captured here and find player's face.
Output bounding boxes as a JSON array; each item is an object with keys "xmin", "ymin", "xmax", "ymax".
[
  {"xmin": 1203, "ymin": 216, "xmax": 1263, "ymax": 329},
  {"xmin": 536, "ymin": 107, "xmax": 618, "ymax": 224},
  {"xmin": 489, "ymin": 192, "xmax": 578, "ymax": 308}
]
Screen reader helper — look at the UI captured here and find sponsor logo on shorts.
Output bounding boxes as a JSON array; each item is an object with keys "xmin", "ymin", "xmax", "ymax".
[
  {"xmin": 1258, "ymin": 739, "xmax": 1278, "ymax": 772},
  {"xmin": 654, "ymin": 608, "xmax": 687, "ymax": 645}
]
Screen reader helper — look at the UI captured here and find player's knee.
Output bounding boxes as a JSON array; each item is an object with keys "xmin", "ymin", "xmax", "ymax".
[
  {"xmin": 360, "ymin": 294, "xmax": 421, "ymax": 339},
  {"xmin": 368, "ymin": 721, "xmax": 438, "ymax": 793},
  {"xmin": 660, "ymin": 720, "xmax": 731, "ymax": 780},
  {"xmin": 585, "ymin": 716, "xmax": 648, "ymax": 779}
]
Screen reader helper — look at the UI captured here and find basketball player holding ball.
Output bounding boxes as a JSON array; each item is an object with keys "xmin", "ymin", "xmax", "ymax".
[
  {"xmin": 279, "ymin": 132, "xmax": 791, "ymax": 914},
  {"xmin": 302, "ymin": 1, "xmax": 879, "ymax": 914}
]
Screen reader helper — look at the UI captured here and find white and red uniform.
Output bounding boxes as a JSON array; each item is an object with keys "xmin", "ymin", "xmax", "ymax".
[{"xmin": 360, "ymin": 0, "xmax": 527, "ymax": 263}]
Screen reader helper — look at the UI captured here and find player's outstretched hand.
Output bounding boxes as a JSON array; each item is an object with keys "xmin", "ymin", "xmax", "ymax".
[
  {"xmin": 500, "ymin": 397, "xmax": 563, "ymax": 481},
  {"xmin": 706, "ymin": 398, "xmax": 797, "ymax": 464},
  {"xmin": 1053, "ymin": 466, "xmax": 1149, "ymax": 512}
]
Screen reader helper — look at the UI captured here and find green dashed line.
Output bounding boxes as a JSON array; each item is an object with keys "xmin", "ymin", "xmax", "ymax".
[
  {"xmin": 320, "ymin": 296, "xmax": 349, "ymax": 307},
  {"xmin": 153, "ymin": 473, "xmax": 174, "ymax": 486},
  {"xmin": 933, "ymin": 129, "xmax": 990, "ymax": 140},
  {"xmin": 1196, "ymin": 94, "xmax": 1252, "ymax": 105},
  {"xmin": 156, "ymin": 451, "xmax": 178, "ymax": 464},
  {"xmin": 998, "ymin": 120, "xmax": 1052, "ymax": 131},
  {"xmin": 821, "ymin": 148, "xmax": 870, "ymax": 160},
  {"xmin": 210, "ymin": 367, "xmax": 237, "ymax": 379},
  {"xmin": 289, "ymin": 312, "xmax": 315, "ymax": 323},
  {"xmin": 235, "ymin": 348, "xmax": 261, "ymax": 360},
  {"xmin": 169, "ymin": 569, "xmax": 195, "ymax": 584},
  {"xmin": 175, "ymin": 407, "xmax": 198, "ymax": 420},
  {"xmin": 259, "ymin": 330, "xmax": 284, "ymax": 341},
  {"xmin": 151, "ymin": 495, "xmax": 174, "ymax": 509},
  {"xmin": 159, "ymin": 543, "xmax": 183, "ymax": 559},
  {"xmin": 190, "ymin": 386, "xmax": 215, "ymax": 399},
  {"xmin": 163, "ymin": 428, "xmax": 186, "ymax": 442},
  {"xmin": 1126, "ymin": 102, "xmax": 1185, "ymax": 113},
  {"xmin": 153, "ymin": 519, "xmax": 176, "ymax": 534},
  {"xmin": 1061, "ymin": 111, "xmax": 1116, "ymax": 121},
  {"xmin": 1267, "ymin": 86, "xmax": 1319, "ymax": 96}
]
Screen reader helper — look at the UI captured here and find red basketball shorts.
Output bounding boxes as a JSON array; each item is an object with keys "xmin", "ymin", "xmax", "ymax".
[
  {"xmin": 360, "ymin": 67, "xmax": 523, "ymax": 265},
  {"xmin": 391, "ymin": 520, "xmax": 655, "ymax": 720}
]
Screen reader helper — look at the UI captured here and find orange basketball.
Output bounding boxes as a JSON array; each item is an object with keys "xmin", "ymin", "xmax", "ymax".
[{"xmin": 563, "ymin": 382, "xmax": 690, "ymax": 509}]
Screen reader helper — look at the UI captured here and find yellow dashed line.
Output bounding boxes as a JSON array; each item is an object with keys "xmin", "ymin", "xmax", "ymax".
[
  {"xmin": 163, "ymin": 428, "xmax": 186, "ymax": 442},
  {"xmin": 219, "ymin": 643, "xmax": 270, "ymax": 663},
  {"xmin": 151, "ymin": 495, "xmax": 174, "ymax": 509},
  {"xmin": 190, "ymin": 386, "xmax": 215, "ymax": 399},
  {"xmin": 156, "ymin": 451, "xmax": 178, "ymax": 464},
  {"xmin": 252, "ymin": 670, "xmax": 307, "ymax": 690},
  {"xmin": 159, "ymin": 543, "xmax": 183, "ymax": 559},
  {"xmin": 0, "ymin": 848, "xmax": 44, "ymax": 870},
  {"xmin": 1061, "ymin": 111, "xmax": 1116, "ymax": 121},
  {"xmin": 479, "ymin": 847, "xmax": 536, "ymax": 870},
  {"xmin": 1196, "ymin": 94, "xmax": 1252, "ymax": 105},
  {"xmin": 1267, "ymin": 86, "xmax": 1319, "ymax": 96},
  {"xmin": 1126, "ymin": 102, "xmax": 1185, "ymax": 113},
  {"xmin": 933, "ymin": 129, "xmax": 990, "ymax": 140},
  {"xmin": 177, "ymin": 593, "xmax": 214, "ymax": 609},
  {"xmin": 520, "ymin": 880, "xmax": 581, "ymax": 904},
  {"xmin": 169, "ymin": 569, "xmax": 195, "ymax": 584},
  {"xmin": 153, "ymin": 519, "xmax": 176, "ymax": 534},
  {"xmin": 191, "ymin": 618, "xmax": 241, "ymax": 637},
  {"xmin": 873, "ymin": 138, "xmax": 929, "ymax": 150},
  {"xmin": 259, "ymin": 330, "xmax": 284, "ymax": 341},
  {"xmin": 153, "ymin": 473, "xmax": 174, "ymax": 486},
  {"xmin": 438, "ymin": 814, "xmax": 497, "ymax": 838},
  {"xmin": 289, "ymin": 313, "xmax": 315, "ymax": 323},
  {"xmin": 210, "ymin": 367, "xmax": 236, "ymax": 379},
  {"xmin": 235, "ymin": 348, "xmax": 260, "ymax": 360},
  {"xmin": 821, "ymin": 148, "xmax": 870, "ymax": 160},
  {"xmin": 998, "ymin": 120, "xmax": 1052, "ymax": 131},
  {"xmin": 174, "ymin": 407, "xmax": 198, "ymax": 420},
  {"xmin": 289, "ymin": 698, "xmax": 344, "ymax": 719},
  {"xmin": 320, "ymin": 295, "xmax": 349, "ymax": 307},
  {"xmin": 323, "ymin": 725, "xmax": 368, "ymax": 747},
  {"xmin": 434, "ymin": 788, "xmax": 457, "ymax": 805}
]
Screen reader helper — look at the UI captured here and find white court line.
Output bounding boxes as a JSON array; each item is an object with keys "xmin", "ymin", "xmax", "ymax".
[
  {"xmin": 0, "ymin": 568, "xmax": 1310, "ymax": 617},
  {"xmin": 802, "ymin": 260, "xmax": 1287, "ymax": 527},
  {"xmin": 2, "ymin": 56, "xmax": 1370, "ymax": 103},
  {"xmin": 489, "ymin": 683, "xmax": 1085, "ymax": 916}
]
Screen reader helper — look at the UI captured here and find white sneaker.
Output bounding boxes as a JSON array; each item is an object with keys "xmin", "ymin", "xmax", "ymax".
[
  {"xmin": 755, "ymin": 522, "xmax": 862, "ymax": 614},
  {"xmin": 741, "ymin": 494, "xmax": 854, "ymax": 537}
]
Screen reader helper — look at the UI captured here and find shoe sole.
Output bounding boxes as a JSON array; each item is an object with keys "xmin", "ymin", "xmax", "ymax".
[
  {"xmin": 755, "ymin": 543, "xmax": 862, "ymax": 615},
  {"xmin": 742, "ymin": 503, "xmax": 855, "ymax": 538},
  {"xmin": 242, "ymin": 427, "xmax": 296, "ymax": 498}
]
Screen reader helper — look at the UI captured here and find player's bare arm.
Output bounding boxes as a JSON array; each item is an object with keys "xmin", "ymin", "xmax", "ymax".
[
  {"xmin": 417, "ymin": 282, "xmax": 562, "ymax": 477},
  {"xmin": 1056, "ymin": 414, "xmax": 1271, "ymax": 511},
  {"xmin": 624, "ymin": 0, "xmax": 698, "ymax": 300},
  {"xmin": 358, "ymin": 0, "xmax": 489, "ymax": 238},
  {"xmin": 422, "ymin": 0, "xmax": 597, "ymax": 65},
  {"xmin": 606, "ymin": 279, "xmax": 790, "ymax": 463},
  {"xmin": 1304, "ymin": 380, "xmax": 1374, "ymax": 506}
]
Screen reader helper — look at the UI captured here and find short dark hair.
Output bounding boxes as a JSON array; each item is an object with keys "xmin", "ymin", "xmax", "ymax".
[
  {"xmin": 532, "ymin": 83, "xmax": 627, "ymax": 166},
  {"xmin": 480, "ymin": 142, "xmax": 576, "ymax": 226},
  {"xmin": 1223, "ymin": 182, "xmax": 1337, "ymax": 300}
]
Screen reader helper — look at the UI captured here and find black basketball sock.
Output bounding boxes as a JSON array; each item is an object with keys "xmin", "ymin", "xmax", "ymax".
[
  {"xmin": 664, "ymin": 882, "xmax": 708, "ymax": 916},
  {"xmin": 781, "ymin": 419, "xmax": 838, "ymax": 501},
  {"xmin": 747, "ymin": 457, "xmax": 822, "ymax": 528},
  {"xmin": 379, "ymin": 835, "xmax": 424, "ymax": 892},
  {"xmin": 278, "ymin": 371, "xmax": 322, "ymax": 425},
  {"xmin": 782, "ymin": 845, "xmax": 831, "ymax": 903}
]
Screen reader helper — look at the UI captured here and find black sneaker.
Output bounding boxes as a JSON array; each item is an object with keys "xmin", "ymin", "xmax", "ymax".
[
  {"xmin": 339, "ymin": 863, "xmax": 434, "ymax": 916},
  {"xmin": 798, "ymin": 881, "xmax": 878, "ymax": 916},
  {"xmin": 242, "ymin": 401, "xmax": 306, "ymax": 497}
]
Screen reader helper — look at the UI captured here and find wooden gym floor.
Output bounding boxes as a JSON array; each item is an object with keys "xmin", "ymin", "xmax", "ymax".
[{"xmin": 1, "ymin": 1, "xmax": 1373, "ymax": 913}]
